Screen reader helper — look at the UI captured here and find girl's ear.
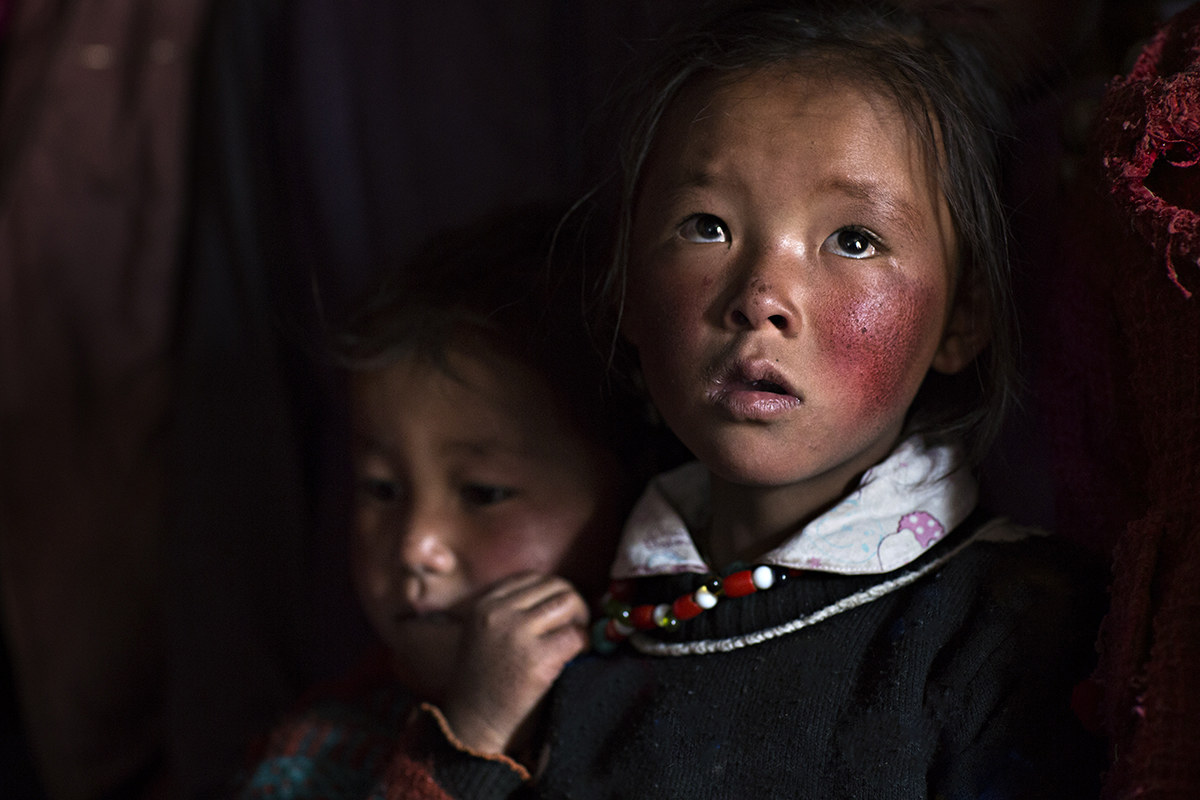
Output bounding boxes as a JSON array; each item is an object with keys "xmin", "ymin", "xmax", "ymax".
[{"xmin": 931, "ymin": 290, "xmax": 990, "ymax": 375}]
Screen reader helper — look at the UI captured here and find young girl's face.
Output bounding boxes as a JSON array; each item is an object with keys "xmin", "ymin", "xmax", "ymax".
[
  {"xmin": 349, "ymin": 341, "xmax": 621, "ymax": 701},
  {"xmin": 624, "ymin": 67, "xmax": 971, "ymax": 508}
]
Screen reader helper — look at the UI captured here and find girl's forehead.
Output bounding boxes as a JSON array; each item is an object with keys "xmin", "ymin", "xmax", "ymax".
[
  {"xmin": 669, "ymin": 65, "xmax": 934, "ymax": 157},
  {"xmin": 647, "ymin": 66, "xmax": 945, "ymax": 203}
]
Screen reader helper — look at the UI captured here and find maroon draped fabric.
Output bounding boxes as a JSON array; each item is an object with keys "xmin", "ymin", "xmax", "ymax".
[{"xmin": 1070, "ymin": 4, "xmax": 1200, "ymax": 796}]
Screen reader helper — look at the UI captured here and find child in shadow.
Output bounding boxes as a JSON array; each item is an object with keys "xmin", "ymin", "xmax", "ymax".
[{"xmin": 236, "ymin": 205, "xmax": 654, "ymax": 798}]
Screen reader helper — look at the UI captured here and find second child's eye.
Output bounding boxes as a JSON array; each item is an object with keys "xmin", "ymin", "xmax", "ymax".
[
  {"xmin": 822, "ymin": 227, "xmax": 880, "ymax": 259},
  {"xmin": 460, "ymin": 484, "xmax": 516, "ymax": 508},
  {"xmin": 358, "ymin": 477, "xmax": 403, "ymax": 503},
  {"xmin": 678, "ymin": 214, "xmax": 730, "ymax": 244}
]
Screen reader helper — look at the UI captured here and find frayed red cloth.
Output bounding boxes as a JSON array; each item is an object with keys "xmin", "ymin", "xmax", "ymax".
[
  {"xmin": 1097, "ymin": 3, "xmax": 1200, "ymax": 297},
  {"xmin": 1085, "ymin": 4, "xmax": 1200, "ymax": 797}
]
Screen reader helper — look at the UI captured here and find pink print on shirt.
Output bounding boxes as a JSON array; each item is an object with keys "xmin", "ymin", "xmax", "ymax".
[{"xmin": 898, "ymin": 511, "xmax": 945, "ymax": 549}]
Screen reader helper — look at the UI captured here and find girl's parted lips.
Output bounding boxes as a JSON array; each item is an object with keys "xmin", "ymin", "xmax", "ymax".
[{"xmin": 709, "ymin": 357, "xmax": 800, "ymax": 400}]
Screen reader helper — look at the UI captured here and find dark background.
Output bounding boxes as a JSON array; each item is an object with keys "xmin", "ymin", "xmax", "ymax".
[{"xmin": 0, "ymin": 1, "xmax": 1183, "ymax": 798}]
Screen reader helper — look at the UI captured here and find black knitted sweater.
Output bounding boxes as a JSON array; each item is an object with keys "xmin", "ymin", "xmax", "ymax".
[{"xmin": 412, "ymin": 515, "xmax": 1106, "ymax": 800}]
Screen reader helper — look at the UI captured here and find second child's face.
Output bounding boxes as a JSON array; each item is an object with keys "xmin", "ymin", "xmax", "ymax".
[
  {"xmin": 625, "ymin": 68, "xmax": 965, "ymax": 503},
  {"xmin": 349, "ymin": 343, "xmax": 621, "ymax": 702}
]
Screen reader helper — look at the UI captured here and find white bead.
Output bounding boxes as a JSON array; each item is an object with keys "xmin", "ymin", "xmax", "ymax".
[
  {"xmin": 752, "ymin": 565, "xmax": 775, "ymax": 590},
  {"xmin": 612, "ymin": 619, "xmax": 634, "ymax": 637},
  {"xmin": 694, "ymin": 587, "xmax": 719, "ymax": 609},
  {"xmin": 653, "ymin": 604, "xmax": 672, "ymax": 626}
]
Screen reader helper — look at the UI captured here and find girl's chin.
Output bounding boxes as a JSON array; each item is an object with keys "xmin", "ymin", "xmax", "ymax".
[
  {"xmin": 701, "ymin": 449, "xmax": 815, "ymax": 489},
  {"xmin": 702, "ymin": 454, "xmax": 866, "ymax": 509}
]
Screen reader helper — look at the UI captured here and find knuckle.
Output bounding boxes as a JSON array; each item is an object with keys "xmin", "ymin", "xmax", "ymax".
[
  {"xmin": 541, "ymin": 587, "xmax": 584, "ymax": 616},
  {"xmin": 471, "ymin": 603, "xmax": 514, "ymax": 634},
  {"xmin": 546, "ymin": 625, "xmax": 588, "ymax": 659}
]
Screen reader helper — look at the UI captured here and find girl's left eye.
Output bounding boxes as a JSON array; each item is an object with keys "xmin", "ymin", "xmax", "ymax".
[
  {"xmin": 678, "ymin": 213, "xmax": 730, "ymax": 244},
  {"xmin": 822, "ymin": 227, "xmax": 880, "ymax": 259},
  {"xmin": 460, "ymin": 484, "xmax": 516, "ymax": 508}
]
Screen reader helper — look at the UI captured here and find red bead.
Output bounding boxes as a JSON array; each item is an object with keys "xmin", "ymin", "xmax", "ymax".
[
  {"xmin": 630, "ymin": 604, "xmax": 657, "ymax": 630},
  {"xmin": 722, "ymin": 570, "xmax": 757, "ymax": 597},
  {"xmin": 672, "ymin": 593, "xmax": 704, "ymax": 621}
]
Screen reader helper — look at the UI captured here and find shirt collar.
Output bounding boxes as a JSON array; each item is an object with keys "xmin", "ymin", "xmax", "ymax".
[{"xmin": 610, "ymin": 437, "xmax": 978, "ymax": 578}]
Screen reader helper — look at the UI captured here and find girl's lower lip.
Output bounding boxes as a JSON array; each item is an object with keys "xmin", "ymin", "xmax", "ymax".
[{"xmin": 710, "ymin": 386, "xmax": 801, "ymax": 419}]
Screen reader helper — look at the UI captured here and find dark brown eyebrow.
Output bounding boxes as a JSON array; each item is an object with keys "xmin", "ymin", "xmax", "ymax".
[
  {"xmin": 440, "ymin": 438, "xmax": 512, "ymax": 458},
  {"xmin": 656, "ymin": 167, "xmax": 719, "ymax": 200},
  {"xmin": 817, "ymin": 176, "xmax": 928, "ymax": 240},
  {"xmin": 678, "ymin": 165, "xmax": 718, "ymax": 187}
]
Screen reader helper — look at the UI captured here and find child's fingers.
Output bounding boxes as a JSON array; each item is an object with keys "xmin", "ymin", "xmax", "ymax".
[
  {"xmin": 455, "ymin": 579, "xmax": 588, "ymax": 693},
  {"xmin": 467, "ymin": 575, "xmax": 589, "ymax": 646},
  {"xmin": 522, "ymin": 583, "xmax": 590, "ymax": 633},
  {"xmin": 504, "ymin": 579, "xmax": 591, "ymax": 638},
  {"xmin": 474, "ymin": 570, "xmax": 556, "ymax": 603},
  {"xmin": 474, "ymin": 572, "xmax": 584, "ymax": 619},
  {"xmin": 538, "ymin": 615, "xmax": 589, "ymax": 659}
]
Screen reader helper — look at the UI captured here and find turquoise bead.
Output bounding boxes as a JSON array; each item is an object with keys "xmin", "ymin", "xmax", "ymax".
[{"xmin": 590, "ymin": 619, "xmax": 617, "ymax": 654}]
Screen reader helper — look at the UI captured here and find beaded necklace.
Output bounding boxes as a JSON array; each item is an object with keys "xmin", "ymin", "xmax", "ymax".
[
  {"xmin": 592, "ymin": 522, "xmax": 999, "ymax": 657},
  {"xmin": 590, "ymin": 563, "xmax": 802, "ymax": 653}
]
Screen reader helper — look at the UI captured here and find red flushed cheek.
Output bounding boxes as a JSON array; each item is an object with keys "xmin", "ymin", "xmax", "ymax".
[
  {"xmin": 472, "ymin": 523, "xmax": 574, "ymax": 585},
  {"xmin": 821, "ymin": 282, "xmax": 942, "ymax": 413}
]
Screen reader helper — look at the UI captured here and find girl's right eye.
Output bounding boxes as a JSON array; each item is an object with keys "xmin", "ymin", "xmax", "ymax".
[{"xmin": 678, "ymin": 213, "xmax": 730, "ymax": 244}]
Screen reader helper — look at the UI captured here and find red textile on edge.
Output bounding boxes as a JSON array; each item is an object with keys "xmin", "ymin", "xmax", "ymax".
[
  {"xmin": 1086, "ymin": 4, "xmax": 1200, "ymax": 797},
  {"xmin": 1097, "ymin": 4, "xmax": 1200, "ymax": 297}
]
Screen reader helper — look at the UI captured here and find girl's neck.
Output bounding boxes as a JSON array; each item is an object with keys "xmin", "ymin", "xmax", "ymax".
[{"xmin": 704, "ymin": 472, "xmax": 859, "ymax": 568}]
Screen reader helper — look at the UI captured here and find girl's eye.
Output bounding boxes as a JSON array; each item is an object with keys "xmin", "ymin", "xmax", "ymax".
[
  {"xmin": 460, "ymin": 484, "xmax": 516, "ymax": 508},
  {"xmin": 358, "ymin": 477, "xmax": 403, "ymax": 503},
  {"xmin": 822, "ymin": 227, "xmax": 880, "ymax": 259},
  {"xmin": 678, "ymin": 213, "xmax": 730, "ymax": 244}
]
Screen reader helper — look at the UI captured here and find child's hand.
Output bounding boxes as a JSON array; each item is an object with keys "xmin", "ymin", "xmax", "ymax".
[{"xmin": 439, "ymin": 572, "xmax": 589, "ymax": 758}]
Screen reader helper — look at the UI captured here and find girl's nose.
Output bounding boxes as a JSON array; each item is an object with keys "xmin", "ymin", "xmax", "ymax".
[{"xmin": 724, "ymin": 269, "xmax": 798, "ymax": 333}]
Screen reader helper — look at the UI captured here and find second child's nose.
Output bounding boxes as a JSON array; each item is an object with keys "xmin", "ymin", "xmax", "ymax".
[{"xmin": 398, "ymin": 514, "xmax": 458, "ymax": 577}]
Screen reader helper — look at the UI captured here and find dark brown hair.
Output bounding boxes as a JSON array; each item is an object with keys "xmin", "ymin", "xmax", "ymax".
[{"xmin": 330, "ymin": 203, "xmax": 654, "ymax": 471}]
